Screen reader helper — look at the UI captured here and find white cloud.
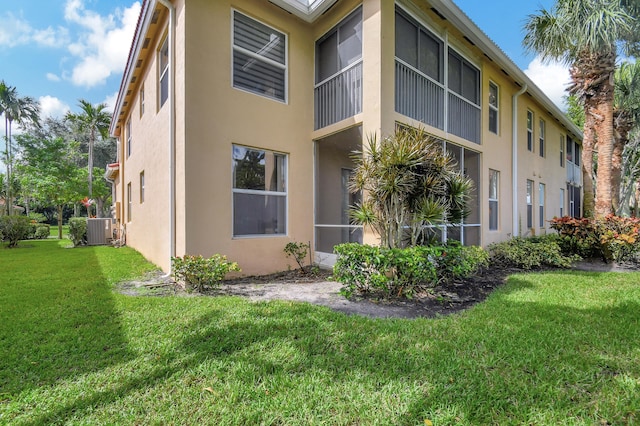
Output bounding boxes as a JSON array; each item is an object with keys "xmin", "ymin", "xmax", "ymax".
[
  {"xmin": 39, "ymin": 95, "xmax": 71, "ymax": 119},
  {"xmin": 64, "ymin": 0, "xmax": 141, "ymax": 88},
  {"xmin": 46, "ymin": 73, "xmax": 61, "ymax": 82},
  {"xmin": 524, "ymin": 56, "xmax": 571, "ymax": 111},
  {"xmin": 0, "ymin": 12, "xmax": 68, "ymax": 48},
  {"xmin": 103, "ymin": 92, "xmax": 119, "ymax": 113}
]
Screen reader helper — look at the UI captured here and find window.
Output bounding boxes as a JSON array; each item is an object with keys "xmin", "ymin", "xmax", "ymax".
[
  {"xmin": 232, "ymin": 145, "xmax": 287, "ymax": 236},
  {"xmin": 159, "ymin": 37, "xmax": 169, "ymax": 108},
  {"xmin": 539, "ymin": 183, "xmax": 545, "ymax": 228},
  {"xmin": 560, "ymin": 188, "xmax": 565, "ymax": 217},
  {"xmin": 448, "ymin": 50, "xmax": 480, "ymax": 105},
  {"xmin": 140, "ymin": 85, "xmax": 145, "ymax": 117},
  {"xmin": 489, "ymin": 169, "xmax": 499, "ymax": 230},
  {"xmin": 127, "ymin": 182, "xmax": 132, "ymax": 222},
  {"xmin": 126, "ymin": 119, "xmax": 131, "ymax": 158},
  {"xmin": 488, "ymin": 82, "xmax": 498, "ymax": 134},
  {"xmin": 232, "ymin": 11, "xmax": 286, "ymax": 102},
  {"xmin": 566, "ymin": 136, "xmax": 573, "ymax": 163},
  {"xmin": 526, "ymin": 179, "xmax": 533, "ymax": 229},
  {"xmin": 140, "ymin": 171, "xmax": 145, "ymax": 203},
  {"xmin": 560, "ymin": 135, "xmax": 565, "ymax": 167},
  {"xmin": 316, "ymin": 7, "xmax": 362, "ymax": 83},
  {"xmin": 395, "ymin": 8, "xmax": 443, "ymax": 83},
  {"xmin": 539, "ymin": 119, "xmax": 545, "ymax": 157},
  {"xmin": 527, "ymin": 110, "xmax": 533, "ymax": 152}
]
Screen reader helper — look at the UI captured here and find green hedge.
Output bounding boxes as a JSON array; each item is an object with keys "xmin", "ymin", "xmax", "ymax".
[{"xmin": 333, "ymin": 243, "xmax": 488, "ymax": 298}]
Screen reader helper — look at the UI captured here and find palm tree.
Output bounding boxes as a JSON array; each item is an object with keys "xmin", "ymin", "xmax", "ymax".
[
  {"xmin": 65, "ymin": 99, "xmax": 111, "ymax": 217},
  {"xmin": 612, "ymin": 61, "xmax": 640, "ymax": 213},
  {"xmin": 523, "ymin": 0, "xmax": 636, "ymax": 218},
  {"xmin": 0, "ymin": 80, "xmax": 40, "ymax": 214}
]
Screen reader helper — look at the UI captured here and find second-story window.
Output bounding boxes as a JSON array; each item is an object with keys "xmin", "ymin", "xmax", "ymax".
[
  {"xmin": 232, "ymin": 11, "xmax": 287, "ymax": 102},
  {"xmin": 159, "ymin": 37, "xmax": 169, "ymax": 108},
  {"xmin": 126, "ymin": 119, "xmax": 131, "ymax": 158},
  {"xmin": 488, "ymin": 82, "xmax": 498, "ymax": 134},
  {"xmin": 448, "ymin": 50, "xmax": 480, "ymax": 106},
  {"xmin": 560, "ymin": 135, "xmax": 565, "ymax": 167},
  {"xmin": 395, "ymin": 8, "xmax": 443, "ymax": 84},
  {"xmin": 539, "ymin": 119, "xmax": 545, "ymax": 157},
  {"xmin": 140, "ymin": 85, "xmax": 145, "ymax": 117},
  {"xmin": 527, "ymin": 110, "xmax": 534, "ymax": 152}
]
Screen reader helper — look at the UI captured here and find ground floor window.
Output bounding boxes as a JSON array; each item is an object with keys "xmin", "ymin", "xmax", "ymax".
[
  {"xmin": 232, "ymin": 145, "xmax": 287, "ymax": 237},
  {"xmin": 539, "ymin": 183, "xmax": 545, "ymax": 228},
  {"xmin": 526, "ymin": 179, "xmax": 533, "ymax": 229},
  {"xmin": 489, "ymin": 169, "xmax": 499, "ymax": 230}
]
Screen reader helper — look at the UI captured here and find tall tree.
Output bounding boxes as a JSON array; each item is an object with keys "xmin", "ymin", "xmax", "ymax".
[
  {"xmin": 0, "ymin": 81, "xmax": 40, "ymax": 215},
  {"xmin": 16, "ymin": 134, "xmax": 84, "ymax": 239},
  {"xmin": 523, "ymin": 0, "xmax": 637, "ymax": 218},
  {"xmin": 65, "ymin": 100, "xmax": 111, "ymax": 217},
  {"xmin": 612, "ymin": 61, "xmax": 640, "ymax": 213}
]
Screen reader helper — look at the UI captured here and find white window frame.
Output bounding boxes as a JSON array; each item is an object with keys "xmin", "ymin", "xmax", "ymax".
[
  {"xmin": 140, "ymin": 171, "xmax": 145, "ymax": 204},
  {"xmin": 527, "ymin": 110, "xmax": 534, "ymax": 152},
  {"xmin": 539, "ymin": 119, "xmax": 545, "ymax": 157},
  {"xmin": 231, "ymin": 10, "xmax": 288, "ymax": 103},
  {"xmin": 560, "ymin": 135, "xmax": 565, "ymax": 168},
  {"xmin": 126, "ymin": 119, "xmax": 131, "ymax": 158},
  {"xmin": 488, "ymin": 81, "xmax": 499, "ymax": 134},
  {"xmin": 489, "ymin": 169, "xmax": 499, "ymax": 231},
  {"xmin": 140, "ymin": 84, "xmax": 145, "ymax": 117},
  {"xmin": 526, "ymin": 179, "xmax": 534, "ymax": 229},
  {"xmin": 158, "ymin": 36, "xmax": 169, "ymax": 109},
  {"xmin": 539, "ymin": 183, "xmax": 545, "ymax": 228},
  {"xmin": 232, "ymin": 145, "xmax": 288, "ymax": 237},
  {"xmin": 127, "ymin": 182, "xmax": 132, "ymax": 222},
  {"xmin": 560, "ymin": 188, "xmax": 565, "ymax": 217}
]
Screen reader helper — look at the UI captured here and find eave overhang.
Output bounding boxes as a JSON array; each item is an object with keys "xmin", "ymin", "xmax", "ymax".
[{"xmin": 268, "ymin": 0, "xmax": 339, "ymax": 22}]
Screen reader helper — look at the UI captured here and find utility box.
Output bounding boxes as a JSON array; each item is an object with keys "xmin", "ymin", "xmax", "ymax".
[{"xmin": 87, "ymin": 218, "xmax": 112, "ymax": 246}]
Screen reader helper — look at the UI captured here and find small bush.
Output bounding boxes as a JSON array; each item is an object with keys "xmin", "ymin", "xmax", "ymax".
[
  {"xmin": 0, "ymin": 215, "xmax": 31, "ymax": 248},
  {"xmin": 34, "ymin": 225, "xmax": 50, "ymax": 239},
  {"xmin": 27, "ymin": 213, "xmax": 48, "ymax": 224},
  {"xmin": 333, "ymin": 243, "xmax": 489, "ymax": 298},
  {"xmin": 172, "ymin": 254, "xmax": 240, "ymax": 293},
  {"xmin": 68, "ymin": 218, "xmax": 87, "ymax": 247},
  {"xmin": 550, "ymin": 215, "xmax": 640, "ymax": 263},
  {"xmin": 284, "ymin": 241, "xmax": 311, "ymax": 271},
  {"xmin": 488, "ymin": 235, "xmax": 579, "ymax": 269}
]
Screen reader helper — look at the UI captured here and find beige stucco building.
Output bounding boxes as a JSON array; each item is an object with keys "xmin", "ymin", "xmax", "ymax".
[{"xmin": 108, "ymin": 0, "xmax": 582, "ymax": 275}]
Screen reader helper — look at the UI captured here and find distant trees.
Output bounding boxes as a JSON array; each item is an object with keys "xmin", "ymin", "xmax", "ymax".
[
  {"xmin": 0, "ymin": 80, "xmax": 40, "ymax": 215},
  {"xmin": 523, "ymin": 0, "xmax": 640, "ymax": 218}
]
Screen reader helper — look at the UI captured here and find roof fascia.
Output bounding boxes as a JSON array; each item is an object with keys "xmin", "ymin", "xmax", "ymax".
[{"xmin": 110, "ymin": 0, "xmax": 156, "ymax": 136}]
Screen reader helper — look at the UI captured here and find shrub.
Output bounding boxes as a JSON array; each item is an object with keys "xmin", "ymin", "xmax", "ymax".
[
  {"xmin": 172, "ymin": 254, "xmax": 241, "ymax": 293},
  {"xmin": 550, "ymin": 215, "xmax": 640, "ymax": 263},
  {"xmin": 27, "ymin": 212, "xmax": 48, "ymax": 224},
  {"xmin": 333, "ymin": 243, "xmax": 489, "ymax": 298},
  {"xmin": 0, "ymin": 215, "xmax": 31, "ymax": 248},
  {"xmin": 488, "ymin": 235, "xmax": 579, "ymax": 269},
  {"xmin": 34, "ymin": 225, "xmax": 50, "ymax": 239},
  {"xmin": 68, "ymin": 218, "xmax": 87, "ymax": 247},
  {"xmin": 438, "ymin": 243, "xmax": 490, "ymax": 281},
  {"xmin": 284, "ymin": 241, "xmax": 311, "ymax": 271}
]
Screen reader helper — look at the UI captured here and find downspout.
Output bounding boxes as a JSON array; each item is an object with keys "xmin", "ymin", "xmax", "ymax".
[
  {"xmin": 158, "ymin": 0, "xmax": 176, "ymax": 273},
  {"xmin": 512, "ymin": 83, "xmax": 527, "ymax": 237}
]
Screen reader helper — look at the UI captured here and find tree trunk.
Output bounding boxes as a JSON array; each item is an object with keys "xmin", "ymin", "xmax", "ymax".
[
  {"xmin": 88, "ymin": 129, "xmax": 94, "ymax": 217},
  {"xmin": 612, "ymin": 111, "xmax": 632, "ymax": 215},
  {"xmin": 581, "ymin": 110, "xmax": 597, "ymax": 218},
  {"xmin": 57, "ymin": 205, "xmax": 63, "ymax": 240},
  {"xmin": 593, "ymin": 78, "xmax": 616, "ymax": 218}
]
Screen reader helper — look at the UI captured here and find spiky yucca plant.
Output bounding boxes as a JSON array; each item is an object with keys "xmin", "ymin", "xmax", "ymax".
[{"xmin": 349, "ymin": 128, "xmax": 473, "ymax": 249}]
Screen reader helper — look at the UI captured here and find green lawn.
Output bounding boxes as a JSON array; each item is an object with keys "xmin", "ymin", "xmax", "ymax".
[{"xmin": 1, "ymin": 239, "xmax": 639, "ymax": 425}]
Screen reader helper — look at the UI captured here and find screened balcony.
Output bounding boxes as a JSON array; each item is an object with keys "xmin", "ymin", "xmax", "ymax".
[{"xmin": 314, "ymin": 61, "xmax": 362, "ymax": 129}]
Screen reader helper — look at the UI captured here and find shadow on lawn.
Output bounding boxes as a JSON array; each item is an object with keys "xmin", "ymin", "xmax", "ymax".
[
  {"xmin": 0, "ymin": 242, "xmax": 133, "ymax": 399},
  {"xmin": 20, "ymin": 270, "xmax": 640, "ymax": 424}
]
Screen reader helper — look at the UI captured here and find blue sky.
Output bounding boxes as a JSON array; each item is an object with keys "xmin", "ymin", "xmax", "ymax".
[{"xmin": 0, "ymin": 0, "xmax": 567, "ymax": 129}]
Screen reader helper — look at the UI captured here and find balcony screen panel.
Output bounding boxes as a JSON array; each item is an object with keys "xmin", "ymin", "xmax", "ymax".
[
  {"xmin": 395, "ymin": 12, "xmax": 418, "ymax": 68},
  {"xmin": 317, "ymin": 32, "xmax": 338, "ymax": 83},
  {"xmin": 338, "ymin": 10, "xmax": 362, "ymax": 69}
]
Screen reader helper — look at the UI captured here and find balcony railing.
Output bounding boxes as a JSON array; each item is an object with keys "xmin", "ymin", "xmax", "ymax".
[
  {"xmin": 567, "ymin": 162, "xmax": 582, "ymax": 186},
  {"xmin": 447, "ymin": 92, "xmax": 481, "ymax": 144},
  {"xmin": 395, "ymin": 60, "xmax": 444, "ymax": 130},
  {"xmin": 314, "ymin": 61, "xmax": 363, "ymax": 130}
]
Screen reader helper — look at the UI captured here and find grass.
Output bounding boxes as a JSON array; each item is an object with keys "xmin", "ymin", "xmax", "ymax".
[{"xmin": 0, "ymin": 239, "xmax": 639, "ymax": 425}]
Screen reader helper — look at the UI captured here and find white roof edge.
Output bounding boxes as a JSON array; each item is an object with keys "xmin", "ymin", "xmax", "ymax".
[
  {"xmin": 110, "ymin": 0, "xmax": 156, "ymax": 136},
  {"xmin": 431, "ymin": 0, "xmax": 582, "ymax": 138},
  {"xmin": 269, "ymin": 0, "xmax": 339, "ymax": 22}
]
